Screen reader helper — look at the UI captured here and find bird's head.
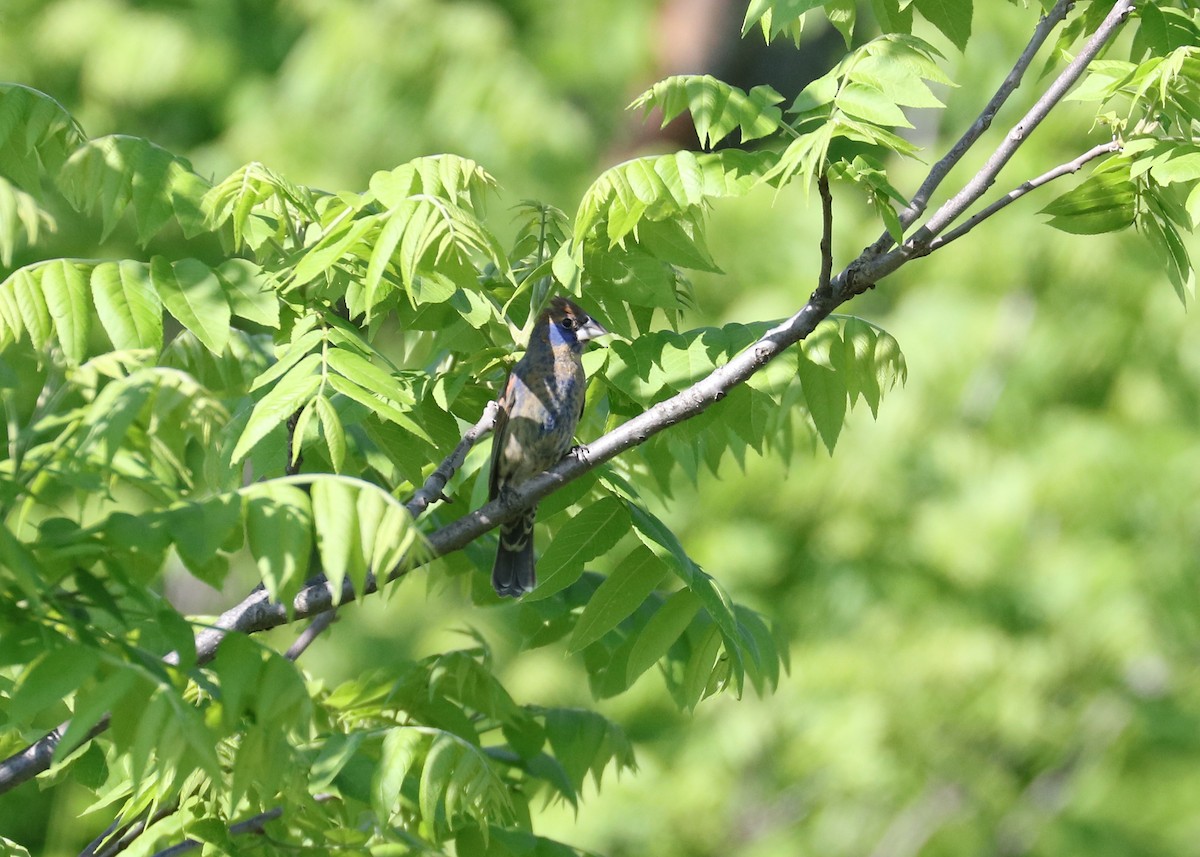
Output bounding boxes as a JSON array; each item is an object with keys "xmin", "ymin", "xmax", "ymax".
[{"xmin": 543, "ymin": 296, "xmax": 607, "ymax": 349}]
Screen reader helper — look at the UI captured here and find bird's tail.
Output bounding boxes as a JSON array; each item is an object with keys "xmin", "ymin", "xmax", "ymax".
[{"xmin": 492, "ymin": 507, "xmax": 536, "ymax": 597}]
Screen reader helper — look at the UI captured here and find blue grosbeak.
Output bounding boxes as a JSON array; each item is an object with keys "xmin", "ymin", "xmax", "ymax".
[{"xmin": 490, "ymin": 297, "xmax": 607, "ymax": 597}]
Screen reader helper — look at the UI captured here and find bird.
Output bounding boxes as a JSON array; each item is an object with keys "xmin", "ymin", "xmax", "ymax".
[{"xmin": 489, "ymin": 296, "xmax": 607, "ymax": 597}]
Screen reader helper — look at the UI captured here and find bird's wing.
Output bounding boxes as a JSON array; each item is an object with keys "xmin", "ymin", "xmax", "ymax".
[{"xmin": 488, "ymin": 373, "xmax": 516, "ymax": 500}]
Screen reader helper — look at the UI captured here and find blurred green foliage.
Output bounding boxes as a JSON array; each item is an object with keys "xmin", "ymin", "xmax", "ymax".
[{"xmin": 3, "ymin": 0, "xmax": 1200, "ymax": 855}]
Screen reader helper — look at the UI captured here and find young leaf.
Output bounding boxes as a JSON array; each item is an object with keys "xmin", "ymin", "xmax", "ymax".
[
  {"xmin": 630, "ymin": 75, "xmax": 784, "ymax": 148},
  {"xmin": 244, "ymin": 482, "xmax": 314, "ymax": 611},
  {"xmin": 91, "ymin": 261, "xmax": 163, "ymax": 351},
  {"xmin": 625, "ymin": 588, "xmax": 703, "ymax": 686},
  {"xmin": 40, "ymin": 259, "xmax": 91, "ymax": 364},
  {"xmin": 1041, "ymin": 159, "xmax": 1137, "ymax": 234},
  {"xmin": 373, "ymin": 727, "xmax": 425, "ymax": 822},
  {"xmin": 232, "ymin": 352, "xmax": 322, "ymax": 462},
  {"xmin": 526, "ymin": 497, "xmax": 632, "ymax": 601},
  {"xmin": 152, "ymin": 257, "xmax": 232, "ymax": 355},
  {"xmin": 569, "ymin": 545, "xmax": 669, "ymax": 653},
  {"xmin": 315, "ymin": 395, "xmax": 346, "ymax": 472}
]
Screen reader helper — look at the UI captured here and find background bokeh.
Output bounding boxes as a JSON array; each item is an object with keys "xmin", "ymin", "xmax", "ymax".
[{"xmin": 3, "ymin": 0, "xmax": 1200, "ymax": 854}]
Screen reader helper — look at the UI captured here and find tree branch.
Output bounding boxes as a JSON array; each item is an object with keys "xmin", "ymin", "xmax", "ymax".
[
  {"xmin": 81, "ymin": 608, "xmax": 335, "ymax": 857},
  {"xmin": 404, "ymin": 399, "xmax": 498, "ymax": 518},
  {"xmin": 840, "ymin": 0, "xmax": 1135, "ymax": 298},
  {"xmin": 83, "ymin": 801, "xmax": 181, "ymax": 857},
  {"xmin": 928, "ymin": 140, "xmax": 1122, "ymax": 251},
  {"xmin": 0, "ymin": 0, "xmax": 1139, "ymax": 799},
  {"xmin": 817, "ymin": 173, "xmax": 834, "ymax": 299},
  {"xmin": 284, "ymin": 606, "xmax": 338, "ymax": 660},
  {"xmin": 138, "ymin": 796, "xmax": 333, "ymax": 857},
  {"xmin": 867, "ymin": 0, "xmax": 1074, "ymax": 257}
]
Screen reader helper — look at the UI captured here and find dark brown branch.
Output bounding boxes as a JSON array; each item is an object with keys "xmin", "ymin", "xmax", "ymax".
[
  {"xmin": 145, "ymin": 795, "xmax": 334, "ymax": 857},
  {"xmin": 816, "ymin": 173, "xmax": 834, "ymax": 298},
  {"xmin": 284, "ymin": 407, "xmax": 303, "ymax": 476},
  {"xmin": 929, "ymin": 141, "xmax": 1123, "ymax": 251},
  {"xmin": 404, "ymin": 399, "xmax": 498, "ymax": 518}
]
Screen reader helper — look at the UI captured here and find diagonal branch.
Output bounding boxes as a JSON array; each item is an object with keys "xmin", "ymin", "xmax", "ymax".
[
  {"xmin": 404, "ymin": 399, "xmax": 498, "ymax": 518},
  {"xmin": 840, "ymin": 0, "xmax": 1136, "ymax": 298},
  {"xmin": 927, "ymin": 141, "xmax": 1123, "ymax": 252},
  {"xmin": 867, "ymin": 0, "xmax": 1074, "ymax": 257},
  {"xmin": 0, "ymin": 0, "xmax": 1138, "ymax": 799}
]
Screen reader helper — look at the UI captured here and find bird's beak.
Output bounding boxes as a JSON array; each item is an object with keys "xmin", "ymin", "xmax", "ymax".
[{"xmin": 576, "ymin": 316, "xmax": 608, "ymax": 343}]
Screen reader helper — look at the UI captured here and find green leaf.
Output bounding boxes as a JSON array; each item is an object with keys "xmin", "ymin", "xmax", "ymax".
[
  {"xmin": 91, "ymin": 261, "xmax": 163, "ymax": 351},
  {"xmin": 290, "ymin": 213, "xmax": 379, "ymax": 287},
  {"xmin": 219, "ymin": 259, "xmax": 279, "ymax": 328},
  {"xmin": 626, "ymin": 588, "xmax": 703, "ymax": 686},
  {"xmin": 324, "ymin": 347, "xmax": 412, "ymax": 406},
  {"xmin": 315, "ymin": 395, "xmax": 346, "ymax": 473},
  {"xmin": 326, "ymin": 373, "xmax": 434, "ymax": 445},
  {"xmin": 9, "ymin": 644, "xmax": 99, "ymax": 725},
  {"xmin": 527, "ymin": 497, "xmax": 632, "ymax": 601},
  {"xmin": 167, "ymin": 494, "xmax": 243, "ymax": 587},
  {"xmin": 373, "ymin": 727, "xmax": 424, "ymax": 821},
  {"xmin": 630, "ymin": 75, "xmax": 784, "ymax": 148},
  {"xmin": 312, "ymin": 477, "xmax": 364, "ymax": 605},
  {"xmin": 40, "ymin": 259, "xmax": 91, "ymax": 364},
  {"xmin": 0, "ymin": 524, "xmax": 42, "ymax": 599},
  {"xmin": 543, "ymin": 708, "xmax": 634, "ymax": 794},
  {"xmin": 368, "ymin": 154, "xmax": 497, "ymax": 210},
  {"xmin": 0, "ymin": 84, "xmax": 87, "ymax": 191},
  {"xmin": 1040, "ymin": 159, "xmax": 1137, "ymax": 234},
  {"xmin": 741, "ymin": 0, "xmax": 824, "ymax": 41},
  {"xmin": 152, "ymin": 257, "xmax": 232, "ymax": 354},
  {"xmin": 575, "ymin": 150, "xmax": 768, "ymax": 249},
  {"xmin": 244, "ymin": 482, "xmax": 314, "ymax": 611},
  {"xmin": 569, "ymin": 546, "xmax": 669, "ymax": 653},
  {"xmin": 680, "ymin": 622, "xmax": 726, "ymax": 709},
  {"xmin": 211, "ymin": 632, "xmax": 263, "ymax": 731},
  {"xmin": 202, "ymin": 161, "xmax": 317, "ymax": 249},
  {"xmin": 0, "ymin": 176, "xmax": 54, "ymax": 267},
  {"xmin": 914, "ymin": 0, "xmax": 972, "ymax": 51},
  {"xmin": 57, "ymin": 135, "xmax": 209, "ymax": 243},
  {"xmin": 797, "ymin": 352, "xmax": 847, "ymax": 454},
  {"xmin": 232, "ymin": 352, "xmax": 322, "ymax": 462}
]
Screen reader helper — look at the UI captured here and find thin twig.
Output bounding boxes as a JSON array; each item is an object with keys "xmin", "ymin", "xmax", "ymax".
[
  {"xmin": 148, "ymin": 809, "xmax": 282, "ymax": 857},
  {"xmin": 284, "ymin": 608, "xmax": 337, "ymax": 660},
  {"xmin": 82, "ymin": 608, "xmax": 333, "ymax": 857},
  {"xmin": 817, "ymin": 174, "xmax": 834, "ymax": 298},
  {"xmin": 404, "ymin": 399, "xmax": 498, "ymax": 519},
  {"xmin": 146, "ymin": 794, "xmax": 335, "ymax": 857},
  {"xmin": 87, "ymin": 801, "xmax": 180, "ymax": 857},
  {"xmin": 868, "ymin": 0, "xmax": 1074, "ymax": 257},
  {"xmin": 928, "ymin": 140, "xmax": 1122, "ymax": 251}
]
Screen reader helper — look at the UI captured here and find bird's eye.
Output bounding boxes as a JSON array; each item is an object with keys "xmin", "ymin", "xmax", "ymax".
[{"xmin": 560, "ymin": 317, "xmax": 577, "ymax": 330}]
